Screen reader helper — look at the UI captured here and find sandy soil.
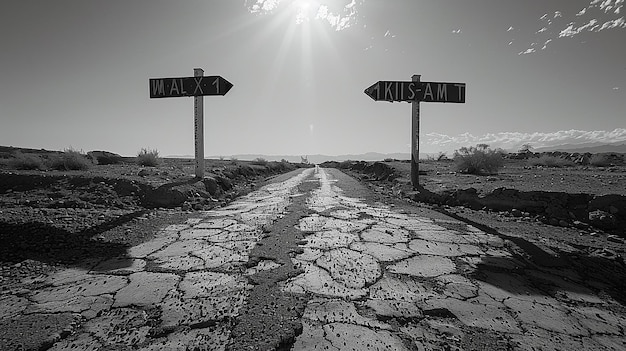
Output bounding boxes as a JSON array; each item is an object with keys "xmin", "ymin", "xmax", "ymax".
[{"xmin": 393, "ymin": 159, "xmax": 626, "ymax": 197}]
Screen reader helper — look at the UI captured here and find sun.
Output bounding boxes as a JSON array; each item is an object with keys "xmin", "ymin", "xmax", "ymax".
[
  {"xmin": 295, "ymin": 0, "xmax": 312, "ymax": 11},
  {"xmin": 293, "ymin": 0, "xmax": 315, "ymax": 24},
  {"xmin": 246, "ymin": 0, "xmax": 359, "ymax": 30}
]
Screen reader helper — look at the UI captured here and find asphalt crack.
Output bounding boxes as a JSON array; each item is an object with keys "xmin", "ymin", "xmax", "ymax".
[{"xmin": 227, "ymin": 171, "xmax": 318, "ymax": 351}]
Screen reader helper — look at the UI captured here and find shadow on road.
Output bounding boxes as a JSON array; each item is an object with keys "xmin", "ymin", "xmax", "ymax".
[
  {"xmin": 0, "ymin": 211, "xmax": 148, "ymax": 269},
  {"xmin": 434, "ymin": 206, "xmax": 626, "ymax": 306}
]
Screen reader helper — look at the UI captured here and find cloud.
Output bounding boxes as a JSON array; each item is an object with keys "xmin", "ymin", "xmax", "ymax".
[
  {"xmin": 423, "ymin": 128, "xmax": 626, "ymax": 152},
  {"xmin": 248, "ymin": 0, "xmax": 280, "ymax": 13},
  {"xmin": 591, "ymin": 0, "xmax": 624, "ymax": 13},
  {"xmin": 516, "ymin": 0, "xmax": 625, "ymax": 53},
  {"xmin": 383, "ymin": 29, "xmax": 397, "ymax": 37}
]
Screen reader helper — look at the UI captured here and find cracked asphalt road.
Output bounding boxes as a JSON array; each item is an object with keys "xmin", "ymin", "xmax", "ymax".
[{"xmin": 1, "ymin": 167, "xmax": 625, "ymax": 350}]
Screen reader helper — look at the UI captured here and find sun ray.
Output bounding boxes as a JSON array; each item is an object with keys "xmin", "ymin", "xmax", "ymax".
[{"xmin": 268, "ymin": 22, "xmax": 297, "ymax": 90}]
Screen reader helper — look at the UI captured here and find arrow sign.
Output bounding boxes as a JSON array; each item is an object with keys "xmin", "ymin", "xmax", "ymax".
[
  {"xmin": 364, "ymin": 81, "xmax": 466, "ymax": 103},
  {"xmin": 149, "ymin": 76, "xmax": 233, "ymax": 98}
]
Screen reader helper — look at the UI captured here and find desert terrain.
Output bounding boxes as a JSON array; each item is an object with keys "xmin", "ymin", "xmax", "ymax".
[
  {"xmin": 325, "ymin": 153, "xmax": 626, "ymax": 302},
  {"xmin": 1, "ymin": 147, "xmax": 625, "ymax": 350},
  {"xmin": 0, "ymin": 147, "xmax": 307, "ymax": 287}
]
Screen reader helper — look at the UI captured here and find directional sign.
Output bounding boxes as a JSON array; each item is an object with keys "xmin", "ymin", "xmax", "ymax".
[
  {"xmin": 149, "ymin": 76, "xmax": 233, "ymax": 98},
  {"xmin": 364, "ymin": 81, "xmax": 466, "ymax": 103},
  {"xmin": 364, "ymin": 75, "xmax": 467, "ymax": 189}
]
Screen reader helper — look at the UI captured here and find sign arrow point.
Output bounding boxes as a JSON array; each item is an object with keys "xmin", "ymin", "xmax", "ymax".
[
  {"xmin": 364, "ymin": 82, "xmax": 379, "ymax": 101},
  {"xmin": 221, "ymin": 78, "xmax": 234, "ymax": 95}
]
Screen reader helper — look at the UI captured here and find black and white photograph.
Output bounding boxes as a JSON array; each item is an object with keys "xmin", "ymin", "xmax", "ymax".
[{"xmin": 1, "ymin": 1, "xmax": 625, "ymax": 350}]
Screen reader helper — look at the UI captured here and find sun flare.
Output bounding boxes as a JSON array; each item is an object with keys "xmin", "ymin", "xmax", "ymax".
[{"xmin": 246, "ymin": 0, "xmax": 360, "ymax": 30}]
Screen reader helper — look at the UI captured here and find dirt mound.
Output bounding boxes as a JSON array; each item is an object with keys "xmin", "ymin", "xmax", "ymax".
[{"xmin": 320, "ymin": 161, "xmax": 397, "ymax": 181}]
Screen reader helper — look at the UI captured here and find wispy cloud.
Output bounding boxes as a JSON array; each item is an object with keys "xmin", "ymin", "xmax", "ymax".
[
  {"xmin": 248, "ymin": 0, "xmax": 280, "ymax": 13},
  {"xmin": 383, "ymin": 29, "xmax": 396, "ymax": 38},
  {"xmin": 515, "ymin": 0, "xmax": 625, "ymax": 54},
  {"xmin": 423, "ymin": 128, "xmax": 626, "ymax": 152}
]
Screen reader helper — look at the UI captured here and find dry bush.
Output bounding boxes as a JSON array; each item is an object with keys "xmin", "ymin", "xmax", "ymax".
[
  {"xmin": 527, "ymin": 155, "xmax": 575, "ymax": 168},
  {"xmin": 453, "ymin": 144, "xmax": 504, "ymax": 175},
  {"xmin": 589, "ymin": 154, "xmax": 612, "ymax": 167},
  {"xmin": 48, "ymin": 148, "xmax": 92, "ymax": 171},
  {"xmin": 8, "ymin": 151, "xmax": 46, "ymax": 170},
  {"xmin": 136, "ymin": 148, "xmax": 160, "ymax": 167}
]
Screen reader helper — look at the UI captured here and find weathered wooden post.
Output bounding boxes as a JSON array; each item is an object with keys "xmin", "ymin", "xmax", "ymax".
[
  {"xmin": 411, "ymin": 74, "xmax": 421, "ymax": 188},
  {"xmin": 193, "ymin": 68, "xmax": 205, "ymax": 178}
]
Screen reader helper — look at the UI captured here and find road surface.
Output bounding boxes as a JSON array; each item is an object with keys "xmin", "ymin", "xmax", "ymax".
[{"xmin": 1, "ymin": 167, "xmax": 624, "ymax": 350}]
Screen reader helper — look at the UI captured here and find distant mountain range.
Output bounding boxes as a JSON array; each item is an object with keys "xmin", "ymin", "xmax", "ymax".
[
  {"xmin": 169, "ymin": 152, "xmax": 418, "ymax": 164},
  {"xmin": 173, "ymin": 142, "xmax": 626, "ymax": 163},
  {"xmin": 191, "ymin": 142, "xmax": 626, "ymax": 162},
  {"xmin": 238, "ymin": 152, "xmax": 416, "ymax": 164},
  {"xmin": 532, "ymin": 142, "xmax": 626, "ymax": 154}
]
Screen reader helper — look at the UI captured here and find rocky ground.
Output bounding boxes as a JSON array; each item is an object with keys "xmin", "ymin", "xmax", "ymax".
[
  {"xmin": 0, "ymin": 151, "xmax": 307, "ymax": 296},
  {"xmin": 327, "ymin": 157, "xmax": 626, "ymax": 305},
  {"xmin": 2, "ymin": 148, "xmax": 626, "ymax": 350}
]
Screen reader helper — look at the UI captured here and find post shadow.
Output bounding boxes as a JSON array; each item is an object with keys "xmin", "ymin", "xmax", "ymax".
[
  {"xmin": 0, "ymin": 210, "xmax": 148, "ymax": 270},
  {"xmin": 421, "ymin": 191, "xmax": 626, "ymax": 305}
]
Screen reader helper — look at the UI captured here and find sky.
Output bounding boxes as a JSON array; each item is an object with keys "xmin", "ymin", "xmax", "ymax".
[{"xmin": 1, "ymin": 0, "xmax": 625, "ymax": 158}]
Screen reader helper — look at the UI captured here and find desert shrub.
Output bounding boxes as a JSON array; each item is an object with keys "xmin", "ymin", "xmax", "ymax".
[
  {"xmin": 453, "ymin": 144, "xmax": 504, "ymax": 175},
  {"xmin": 527, "ymin": 155, "xmax": 575, "ymax": 168},
  {"xmin": 252, "ymin": 157, "xmax": 268, "ymax": 166},
  {"xmin": 589, "ymin": 154, "xmax": 612, "ymax": 167},
  {"xmin": 384, "ymin": 158, "xmax": 394, "ymax": 162},
  {"xmin": 48, "ymin": 148, "xmax": 92, "ymax": 171},
  {"xmin": 8, "ymin": 151, "xmax": 46, "ymax": 170},
  {"xmin": 280, "ymin": 158, "xmax": 289, "ymax": 163},
  {"xmin": 136, "ymin": 148, "xmax": 160, "ymax": 167}
]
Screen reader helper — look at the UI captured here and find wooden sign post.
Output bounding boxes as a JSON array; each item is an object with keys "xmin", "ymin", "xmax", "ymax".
[
  {"xmin": 411, "ymin": 75, "xmax": 420, "ymax": 187},
  {"xmin": 194, "ymin": 68, "xmax": 204, "ymax": 178},
  {"xmin": 364, "ymin": 75, "xmax": 466, "ymax": 189},
  {"xmin": 149, "ymin": 69, "xmax": 233, "ymax": 178}
]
